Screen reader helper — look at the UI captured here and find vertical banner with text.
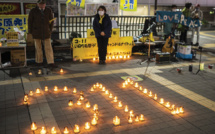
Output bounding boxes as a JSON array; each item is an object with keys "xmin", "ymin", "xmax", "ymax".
[{"xmin": 120, "ymin": 0, "xmax": 137, "ymax": 11}]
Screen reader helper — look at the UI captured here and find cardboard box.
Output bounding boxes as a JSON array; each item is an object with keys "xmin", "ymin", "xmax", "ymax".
[{"xmin": 11, "ymin": 50, "xmax": 25, "ymax": 66}]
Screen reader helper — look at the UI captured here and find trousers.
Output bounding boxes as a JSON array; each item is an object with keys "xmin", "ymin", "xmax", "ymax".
[
  {"xmin": 96, "ymin": 37, "xmax": 109, "ymax": 61},
  {"xmin": 34, "ymin": 38, "xmax": 54, "ymax": 64},
  {"xmin": 192, "ymin": 27, "xmax": 201, "ymax": 43}
]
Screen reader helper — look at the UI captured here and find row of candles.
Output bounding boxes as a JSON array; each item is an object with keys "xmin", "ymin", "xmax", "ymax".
[
  {"xmin": 90, "ymin": 82, "xmax": 145, "ymax": 125},
  {"xmin": 93, "ymin": 55, "xmax": 130, "ymax": 61},
  {"xmin": 122, "ymin": 78, "xmax": 184, "ymax": 115},
  {"xmin": 29, "ymin": 68, "xmax": 65, "ymax": 76}
]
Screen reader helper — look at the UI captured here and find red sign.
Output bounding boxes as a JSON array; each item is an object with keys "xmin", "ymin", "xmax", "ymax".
[
  {"xmin": 0, "ymin": 3, "xmax": 21, "ymax": 14},
  {"xmin": 23, "ymin": 3, "xmax": 37, "ymax": 14}
]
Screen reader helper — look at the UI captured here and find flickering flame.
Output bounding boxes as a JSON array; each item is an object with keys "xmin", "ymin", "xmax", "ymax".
[
  {"xmin": 68, "ymin": 100, "xmax": 73, "ymax": 107},
  {"xmin": 93, "ymin": 84, "xmax": 96, "ymax": 88},
  {"xmin": 102, "ymin": 87, "xmax": 106, "ymax": 91},
  {"xmin": 139, "ymin": 86, "xmax": 143, "ymax": 91},
  {"xmin": 90, "ymin": 87, "xmax": 94, "ymax": 92},
  {"xmin": 105, "ymin": 90, "xmax": 109, "ymax": 95},
  {"xmin": 96, "ymin": 83, "xmax": 99, "ymax": 87},
  {"xmin": 80, "ymin": 59, "xmax": 83, "ymax": 62},
  {"xmin": 31, "ymin": 122, "xmax": 37, "ymax": 130},
  {"xmin": 44, "ymin": 86, "xmax": 48, "ymax": 92},
  {"xmin": 85, "ymin": 122, "xmax": 91, "ymax": 130},
  {"xmin": 127, "ymin": 55, "xmax": 130, "ymax": 59},
  {"xmin": 109, "ymin": 93, "xmax": 113, "ymax": 98},
  {"xmin": 165, "ymin": 102, "xmax": 170, "ymax": 108},
  {"xmin": 139, "ymin": 114, "xmax": 144, "ymax": 121},
  {"xmin": 125, "ymin": 105, "xmax": 129, "ymax": 112},
  {"xmin": 113, "ymin": 116, "xmax": 120, "ymax": 125},
  {"xmin": 36, "ymin": 88, "xmax": 41, "ymax": 94},
  {"xmin": 171, "ymin": 105, "xmax": 175, "ymax": 110},
  {"xmin": 160, "ymin": 98, "xmax": 164, "ymax": 104},
  {"xmin": 129, "ymin": 110, "xmax": 134, "ymax": 117},
  {"xmin": 119, "ymin": 55, "xmax": 123, "ymax": 59},
  {"xmin": 91, "ymin": 117, "xmax": 97, "ymax": 125},
  {"xmin": 143, "ymin": 88, "xmax": 147, "ymax": 94},
  {"xmin": 51, "ymin": 127, "xmax": 57, "ymax": 134},
  {"xmin": 128, "ymin": 116, "xmax": 133, "ymax": 123},
  {"xmin": 179, "ymin": 106, "xmax": 184, "ymax": 113},
  {"xmin": 29, "ymin": 90, "xmax": 33, "ymax": 96},
  {"xmin": 29, "ymin": 72, "xmax": 32, "ymax": 76},
  {"xmin": 64, "ymin": 86, "xmax": 68, "ymax": 92},
  {"xmin": 116, "ymin": 56, "xmax": 119, "ymax": 59},
  {"xmin": 109, "ymin": 56, "xmax": 112, "ymax": 60},
  {"xmin": 99, "ymin": 84, "xmax": 103, "ymax": 89},
  {"xmin": 86, "ymin": 101, "xmax": 91, "ymax": 108},
  {"xmin": 149, "ymin": 91, "xmax": 152, "ymax": 97},
  {"xmin": 113, "ymin": 96, "xmax": 118, "ymax": 102},
  {"xmin": 38, "ymin": 70, "xmax": 42, "ymax": 75},
  {"xmin": 171, "ymin": 109, "xmax": 176, "ymax": 115},
  {"xmin": 77, "ymin": 100, "xmax": 82, "ymax": 106},
  {"xmin": 127, "ymin": 78, "xmax": 130, "ymax": 82},
  {"xmin": 79, "ymin": 95, "xmax": 84, "ymax": 101},
  {"xmin": 60, "ymin": 68, "xmax": 64, "ymax": 73},
  {"xmin": 130, "ymin": 81, "xmax": 134, "ymax": 85},
  {"xmin": 80, "ymin": 91, "xmax": 84, "ymax": 95},
  {"xmin": 93, "ymin": 104, "xmax": 98, "ymax": 111},
  {"xmin": 135, "ymin": 82, "xmax": 138, "ymax": 87},
  {"xmin": 73, "ymin": 88, "xmax": 77, "ymax": 94},
  {"xmin": 112, "ymin": 56, "xmax": 115, "ymax": 59},
  {"xmin": 118, "ymin": 101, "xmax": 122, "ymax": 108},
  {"xmin": 93, "ymin": 57, "xmax": 96, "ymax": 61},
  {"xmin": 124, "ymin": 55, "xmax": 127, "ymax": 59},
  {"xmin": 40, "ymin": 126, "xmax": 46, "ymax": 134},
  {"xmin": 54, "ymin": 86, "xmax": 58, "ymax": 92},
  {"xmin": 122, "ymin": 83, "xmax": 126, "ymax": 88},
  {"xmin": 154, "ymin": 94, "xmax": 157, "ymax": 100},
  {"xmin": 135, "ymin": 116, "xmax": 139, "ymax": 122},
  {"xmin": 64, "ymin": 127, "xmax": 69, "ymax": 134},
  {"xmin": 23, "ymin": 94, "xmax": 28, "ymax": 104},
  {"xmin": 176, "ymin": 107, "xmax": 180, "ymax": 114},
  {"xmin": 74, "ymin": 125, "xmax": 80, "ymax": 133},
  {"xmin": 125, "ymin": 81, "xmax": 128, "ymax": 85}
]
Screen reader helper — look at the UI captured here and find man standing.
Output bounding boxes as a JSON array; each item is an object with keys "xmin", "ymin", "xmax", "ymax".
[
  {"xmin": 191, "ymin": 4, "xmax": 203, "ymax": 46},
  {"xmin": 28, "ymin": 0, "xmax": 56, "ymax": 68}
]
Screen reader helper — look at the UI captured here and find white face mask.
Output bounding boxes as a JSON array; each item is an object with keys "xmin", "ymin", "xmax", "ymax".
[{"xmin": 98, "ymin": 11, "xmax": 104, "ymax": 16}]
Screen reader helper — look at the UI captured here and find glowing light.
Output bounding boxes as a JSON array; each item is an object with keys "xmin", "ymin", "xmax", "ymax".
[
  {"xmin": 116, "ymin": 56, "xmax": 119, "ymax": 59},
  {"xmin": 154, "ymin": 94, "xmax": 157, "ymax": 100},
  {"xmin": 109, "ymin": 56, "xmax": 112, "ymax": 60},
  {"xmin": 23, "ymin": 94, "xmax": 28, "ymax": 104},
  {"xmin": 125, "ymin": 105, "xmax": 129, "ymax": 112},
  {"xmin": 99, "ymin": 84, "xmax": 103, "ymax": 89},
  {"xmin": 119, "ymin": 55, "xmax": 123, "ymax": 59},
  {"xmin": 129, "ymin": 110, "xmax": 134, "ymax": 117},
  {"xmin": 149, "ymin": 91, "xmax": 152, "ymax": 97},
  {"xmin": 31, "ymin": 122, "xmax": 37, "ymax": 131},
  {"xmin": 80, "ymin": 91, "xmax": 84, "ymax": 95},
  {"xmin": 109, "ymin": 93, "xmax": 113, "ymax": 98},
  {"xmin": 77, "ymin": 100, "xmax": 82, "ymax": 106},
  {"xmin": 38, "ymin": 70, "xmax": 42, "ymax": 75},
  {"xmin": 179, "ymin": 106, "xmax": 184, "ymax": 113},
  {"xmin": 125, "ymin": 81, "xmax": 128, "ymax": 85},
  {"xmin": 171, "ymin": 105, "xmax": 175, "ymax": 110},
  {"xmin": 36, "ymin": 88, "xmax": 41, "ymax": 94},
  {"xmin": 124, "ymin": 55, "xmax": 127, "ymax": 59},
  {"xmin": 86, "ymin": 101, "xmax": 91, "ymax": 108},
  {"xmin": 93, "ymin": 104, "xmax": 98, "ymax": 111},
  {"xmin": 113, "ymin": 96, "xmax": 118, "ymax": 102},
  {"xmin": 54, "ymin": 86, "xmax": 58, "ymax": 92},
  {"xmin": 29, "ymin": 72, "xmax": 32, "ymax": 76},
  {"xmin": 135, "ymin": 82, "xmax": 138, "ymax": 88},
  {"xmin": 68, "ymin": 100, "xmax": 73, "ymax": 107},
  {"xmin": 60, "ymin": 68, "xmax": 64, "ymax": 73},
  {"xmin": 80, "ymin": 59, "xmax": 83, "ymax": 62},
  {"xmin": 113, "ymin": 116, "xmax": 120, "ymax": 126},
  {"xmin": 135, "ymin": 116, "xmax": 139, "ymax": 122},
  {"xmin": 90, "ymin": 87, "xmax": 94, "ymax": 92},
  {"xmin": 139, "ymin": 114, "xmax": 144, "ymax": 121},
  {"xmin": 127, "ymin": 78, "xmax": 130, "ymax": 82},
  {"xmin": 63, "ymin": 127, "xmax": 69, "ymax": 134},
  {"xmin": 159, "ymin": 98, "xmax": 164, "ymax": 104},
  {"xmin": 102, "ymin": 87, "xmax": 106, "ymax": 92},
  {"xmin": 51, "ymin": 127, "xmax": 57, "ymax": 134},
  {"xmin": 93, "ymin": 84, "xmax": 96, "ymax": 88},
  {"xmin": 105, "ymin": 90, "xmax": 109, "ymax": 95},
  {"xmin": 85, "ymin": 122, "xmax": 91, "ymax": 130},
  {"xmin": 128, "ymin": 116, "xmax": 133, "ymax": 124},
  {"xmin": 118, "ymin": 101, "xmax": 122, "ymax": 108},
  {"xmin": 40, "ymin": 127, "xmax": 46, "ymax": 134},
  {"xmin": 64, "ymin": 86, "xmax": 68, "ymax": 92},
  {"xmin": 165, "ymin": 102, "xmax": 170, "ymax": 108},
  {"xmin": 139, "ymin": 86, "xmax": 143, "ymax": 91},
  {"xmin": 130, "ymin": 81, "xmax": 134, "ymax": 85},
  {"xmin": 96, "ymin": 83, "xmax": 99, "ymax": 87},
  {"xmin": 112, "ymin": 56, "xmax": 115, "ymax": 59},
  {"xmin": 122, "ymin": 83, "xmax": 126, "ymax": 88},
  {"xmin": 176, "ymin": 107, "xmax": 180, "ymax": 114},
  {"xmin": 127, "ymin": 55, "xmax": 130, "ymax": 59},
  {"xmin": 74, "ymin": 125, "xmax": 80, "ymax": 133},
  {"xmin": 44, "ymin": 86, "xmax": 48, "ymax": 92},
  {"xmin": 79, "ymin": 95, "xmax": 84, "ymax": 101},
  {"xmin": 91, "ymin": 117, "xmax": 97, "ymax": 125},
  {"xmin": 143, "ymin": 88, "xmax": 147, "ymax": 94},
  {"xmin": 29, "ymin": 90, "xmax": 33, "ymax": 96},
  {"xmin": 73, "ymin": 88, "xmax": 77, "ymax": 94},
  {"xmin": 93, "ymin": 57, "xmax": 96, "ymax": 61}
]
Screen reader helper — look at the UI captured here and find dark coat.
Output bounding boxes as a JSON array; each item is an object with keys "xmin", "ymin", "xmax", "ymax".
[
  {"xmin": 28, "ymin": 6, "xmax": 54, "ymax": 39},
  {"xmin": 93, "ymin": 14, "xmax": 112, "ymax": 38}
]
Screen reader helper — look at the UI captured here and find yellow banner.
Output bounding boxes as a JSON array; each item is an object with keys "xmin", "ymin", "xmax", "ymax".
[
  {"xmin": 0, "ymin": 15, "xmax": 28, "ymax": 39},
  {"xmin": 66, "ymin": 0, "xmax": 85, "ymax": 8},
  {"xmin": 120, "ymin": 0, "xmax": 137, "ymax": 11},
  {"xmin": 72, "ymin": 36, "xmax": 133, "ymax": 59},
  {"xmin": 87, "ymin": 28, "xmax": 120, "ymax": 38}
]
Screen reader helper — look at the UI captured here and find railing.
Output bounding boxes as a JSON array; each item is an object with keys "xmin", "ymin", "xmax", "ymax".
[{"xmin": 57, "ymin": 15, "xmax": 164, "ymax": 39}]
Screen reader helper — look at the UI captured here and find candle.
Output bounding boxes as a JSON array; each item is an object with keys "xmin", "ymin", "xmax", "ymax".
[
  {"xmin": 118, "ymin": 101, "xmax": 122, "ymax": 108},
  {"xmin": 119, "ymin": 55, "xmax": 123, "ymax": 59},
  {"xmin": 64, "ymin": 86, "xmax": 68, "ymax": 92},
  {"xmin": 124, "ymin": 105, "xmax": 129, "ymax": 112},
  {"xmin": 68, "ymin": 100, "xmax": 73, "ymax": 107},
  {"xmin": 171, "ymin": 104, "xmax": 175, "ymax": 110},
  {"xmin": 127, "ymin": 55, "xmax": 130, "ymax": 59},
  {"xmin": 109, "ymin": 93, "xmax": 113, "ymax": 98},
  {"xmin": 44, "ymin": 86, "xmax": 48, "ymax": 92},
  {"xmin": 80, "ymin": 91, "xmax": 84, "ymax": 95},
  {"xmin": 149, "ymin": 91, "xmax": 152, "ymax": 97},
  {"xmin": 171, "ymin": 108, "xmax": 176, "ymax": 115},
  {"xmin": 96, "ymin": 83, "xmax": 99, "ymax": 87},
  {"xmin": 159, "ymin": 98, "xmax": 164, "ymax": 104},
  {"xmin": 91, "ymin": 117, "xmax": 97, "ymax": 125},
  {"xmin": 135, "ymin": 82, "xmax": 138, "ymax": 88},
  {"xmin": 93, "ymin": 84, "xmax": 96, "ymax": 88},
  {"xmin": 112, "ymin": 56, "xmax": 115, "ymax": 59},
  {"xmin": 60, "ymin": 68, "xmax": 64, "ymax": 73},
  {"xmin": 29, "ymin": 72, "xmax": 32, "ymax": 76},
  {"xmin": 86, "ymin": 101, "xmax": 91, "ymax": 108},
  {"xmin": 127, "ymin": 78, "xmax": 130, "ymax": 82},
  {"xmin": 154, "ymin": 94, "xmax": 157, "ymax": 100},
  {"xmin": 29, "ymin": 90, "xmax": 33, "ymax": 96},
  {"xmin": 36, "ymin": 88, "xmax": 41, "ymax": 94},
  {"xmin": 105, "ymin": 90, "xmax": 109, "ymax": 95},
  {"xmin": 93, "ymin": 104, "xmax": 98, "ymax": 111},
  {"xmin": 175, "ymin": 107, "xmax": 180, "ymax": 114},
  {"xmin": 64, "ymin": 127, "xmax": 69, "ymax": 134},
  {"xmin": 93, "ymin": 57, "xmax": 96, "ymax": 61},
  {"xmin": 90, "ymin": 87, "xmax": 94, "ymax": 92},
  {"xmin": 80, "ymin": 59, "xmax": 83, "ymax": 62},
  {"xmin": 38, "ymin": 70, "xmax": 42, "ymax": 75},
  {"xmin": 77, "ymin": 100, "xmax": 82, "ymax": 106},
  {"xmin": 31, "ymin": 122, "xmax": 37, "ymax": 130},
  {"xmin": 125, "ymin": 81, "xmax": 128, "ymax": 85},
  {"xmin": 113, "ymin": 96, "xmax": 118, "ymax": 102},
  {"xmin": 73, "ymin": 88, "xmax": 77, "ymax": 94},
  {"xmin": 79, "ymin": 95, "xmax": 84, "ymax": 101},
  {"xmin": 128, "ymin": 116, "xmax": 133, "ymax": 124},
  {"xmin": 143, "ymin": 88, "xmax": 147, "ymax": 94},
  {"xmin": 129, "ymin": 110, "xmax": 134, "ymax": 117},
  {"xmin": 179, "ymin": 106, "xmax": 184, "ymax": 113},
  {"xmin": 85, "ymin": 122, "xmax": 91, "ymax": 130},
  {"xmin": 122, "ymin": 83, "xmax": 126, "ymax": 88},
  {"xmin": 113, "ymin": 116, "xmax": 120, "ymax": 126},
  {"xmin": 54, "ymin": 86, "xmax": 58, "ymax": 92},
  {"xmin": 139, "ymin": 86, "xmax": 143, "ymax": 91},
  {"xmin": 74, "ymin": 125, "xmax": 80, "ymax": 133},
  {"xmin": 139, "ymin": 114, "xmax": 144, "ymax": 121},
  {"xmin": 93, "ymin": 112, "xmax": 99, "ymax": 120},
  {"xmin": 124, "ymin": 55, "xmax": 127, "ymax": 59},
  {"xmin": 135, "ymin": 115, "xmax": 139, "ymax": 122},
  {"xmin": 130, "ymin": 81, "xmax": 134, "ymax": 85},
  {"xmin": 102, "ymin": 87, "xmax": 106, "ymax": 91},
  {"xmin": 40, "ymin": 127, "xmax": 46, "ymax": 134},
  {"xmin": 51, "ymin": 127, "xmax": 57, "ymax": 134},
  {"xmin": 116, "ymin": 56, "xmax": 119, "ymax": 59},
  {"xmin": 23, "ymin": 94, "xmax": 28, "ymax": 104},
  {"xmin": 165, "ymin": 102, "xmax": 170, "ymax": 108},
  {"xmin": 99, "ymin": 84, "xmax": 103, "ymax": 89}
]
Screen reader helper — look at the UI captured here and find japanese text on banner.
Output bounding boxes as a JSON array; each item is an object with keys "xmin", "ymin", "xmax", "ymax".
[
  {"xmin": 120, "ymin": 0, "xmax": 137, "ymax": 11},
  {"xmin": 66, "ymin": 0, "xmax": 85, "ymax": 8}
]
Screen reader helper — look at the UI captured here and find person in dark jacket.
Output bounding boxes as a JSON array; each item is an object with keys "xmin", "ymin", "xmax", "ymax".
[
  {"xmin": 93, "ymin": 6, "xmax": 112, "ymax": 64},
  {"xmin": 28, "ymin": 0, "xmax": 56, "ymax": 68}
]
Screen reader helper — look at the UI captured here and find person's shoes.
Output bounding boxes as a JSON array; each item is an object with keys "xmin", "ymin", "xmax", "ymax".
[
  {"xmin": 48, "ymin": 64, "xmax": 58, "ymax": 69},
  {"xmin": 102, "ymin": 60, "xmax": 106, "ymax": 65},
  {"xmin": 99, "ymin": 60, "xmax": 103, "ymax": 64}
]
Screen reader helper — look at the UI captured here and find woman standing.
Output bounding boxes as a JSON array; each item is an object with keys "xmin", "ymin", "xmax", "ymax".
[{"xmin": 93, "ymin": 6, "xmax": 112, "ymax": 64}]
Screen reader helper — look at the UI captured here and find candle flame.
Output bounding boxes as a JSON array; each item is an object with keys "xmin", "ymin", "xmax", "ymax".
[
  {"xmin": 154, "ymin": 94, "xmax": 157, "ymax": 100},
  {"xmin": 90, "ymin": 87, "xmax": 94, "ymax": 92},
  {"xmin": 85, "ymin": 122, "xmax": 91, "ymax": 130},
  {"xmin": 40, "ymin": 126, "xmax": 46, "ymax": 134},
  {"xmin": 86, "ymin": 101, "xmax": 91, "ymax": 108},
  {"xmin": 68, "ymin": 100, "xmax": 73, "ymax": 107},
  {"xmin": 64, "ymin": 127, "xmax": 69, "ymax": 134},
  {"xmin": 135, "ymin": 116, "xmax": 139, "ymax": 122},
  {"xmin": 113, "ymin": 96, "xmax": 118, "ymax": 102},
  {"xmin": 135, "ymin": 82, "xmax": 138, "ymax": 87},
  {"xmin": 54, "ymin": 86, "xmax": 58, "ymax": 92},
  {"xmin": 128, "ymin": 116, "xmax": 133, "ymax": 123},
  {"xmin": 139, "ymin": 114, "xmax": 144, "ymax": 121},
  {"xmin": 60, "ymin": 68, "xmax": 64, "ymax": 73},
  {"xmin": 143, "ymin": 88, "xmax": 147, "ymax": 94},
  {"xmin": 113, "ymin": 116, "xmax": 120, "ymax": 125},
  {"xmin": 125, "ymin": 105, "xmax": 129, "ymax": 112},
  {"xmin": 64, "ymin": 86, "xmax": 68, "ymax": 92},
  {"xmin": 29, "ymin": 90, "xmax": 33, "ymax": 96},
  {"xmin": 165, "ymin": 102, "xmax": 170, "ymax": 108},
  {"xmin": 51, "ymin": 127, "xmax": 57, "ymax": 134},
  {"xmin": 149, "ymin": 91, "xmax": 152, "ymax": 97},
  {"xmin": 93, "ymin": 104, "xmax": 98, "ymax": 111},
  {"xmin": 118, "ymin": 101, "xmax": 122, "ymax": 108},
  {"xmin": 91, "ymin": 117, "xmax": 97, "ymax": 125},
  {"xmin": 73, "ymin": 88, "xmax": 77, "ymax": 94},
  {"xmin": 74, "ymin": 125, "xmax": 80, "ymax": 133},
  {"xmin": 44, "ymin": 86, "xmax": 48, "ymax": 92},
  {"xmin": 109, "ymin": 93, "xmax": 113, "ymax": 98},
  {"xmin": 36, "ymin": 88, "xmax": 41, "ymax": 94},
  {"xmin": 31, "ymin": 122, "xmax": 37, "ymax": 130},
  {"xmin": 139, "ymin": 86, "xmax": 143, "ymax": 91},
  {"xmin": 160, "ymin": 98, "xmax": 164, "ymax": 104}
]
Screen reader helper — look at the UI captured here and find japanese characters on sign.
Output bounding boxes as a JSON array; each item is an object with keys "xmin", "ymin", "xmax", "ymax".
[
  {"xmin": 120, "ymin": 0, "xmax": 137, "ymax": 11},
  {"xmin": 0, "ymin": 3, "xmax": 21, "ymax": 14},
  {"xmin": 66, "ymin": 0, "xmax": 85, "ymax": 8}
]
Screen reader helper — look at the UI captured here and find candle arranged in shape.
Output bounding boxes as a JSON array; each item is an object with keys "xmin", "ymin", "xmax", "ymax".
[{"xmin": 113, "ymin": 116, "xmax": 120, "ymax": 126}]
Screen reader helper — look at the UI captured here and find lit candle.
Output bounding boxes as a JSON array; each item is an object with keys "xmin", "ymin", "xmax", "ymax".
[
  {"xmin": 51, "ymin": 127, "xmax": 57, "ymax": 134},
  {"xmin": 96, "ymin": 83, "xmax": 99, "ymax": 87},
  {"xmin": 44, "ymin": 86, "xmax": 48, "ymax": 92},
  {"xmin": 91, "ymin": 117, "xmax": 97, "ymax": 125},
  {"xmin": 93, "ymin": 57, "xmax": 96, "ymax": 61},
  {"xmin": 77, "ymin": 100, "xmax": 82, "ymax": 106},
  {"xmin": 99, "ymin": 84, "xmax": 103, "ymax": 89},
  {"xmin": 80, "ymin": 91, "xmax": 84, "ymax": 95},
  {"xmin": 109, "ymin": 56, "xmax": 112, "ymax": 60},
  {"xmin": 179, "ymin": 106, "xmax": 184, "ymax": 113},
  {"xmin": 60, "ymin": 68, "xmax": 64, "ymax": 73},
  {"xmin": 113, "ymin": 116, "xmax": 120, "ymax": 126},
  {"xmin": 130, "ymin": 81, "xmax": 134, "ymax": 85},
  {"xmin": 119, "ymin": 55, "xmax": 123, "ymax": 59},
  {"xmin": 118, "ymin": 101, "xmax": 122, "ymax": 108},
  {"xmin": 36, "ymin": 88, "xmax": 41, "ymax": 94},
  {"xmin": 127, "ymin": 78, "xmax": 130, "ymax": 82},
  {"xmin": 94, "ymin": 110, "xmax": 99, "ymax": 120},
  {"xmin": 38, "ymin": 70, "xmax": 42, "ymax": 75},
  {"xmin": 102, "ymin": 87, "xmax": 106, "ymax": 91},
  {"xmin": 139, "ymin": 86, "xmax": 143, "ymax": 91},
  {"xmin": 154, "ymin": 94, "xmax": 157, "ymax": 100},
  {"xmin": 31, "ymin": 122, "xmax": 37, "ymax": 130},
  {"xmin": 54, "ymin": 86, "xmax": 58, "ymax": 92},
  {"xmin": 113, "ymin": 96, "xmax": 118, "ymax": 102},
  {"xmin": 149, "ymin": 91, "xmax": 152, "ymax": 97},
  {"xmin": 68, "ymin": 100, "xmax": 73, "ymax": 107},
  {"xmin": 93, "ymin": 84, "xmax": 96, "ymax": 88},
  {"xmin": 90, "ymin": 87, "xmax": 94, "ymax": 92},
  {"xmin": 109, "ymin": 93, "xmax": 113, "ymax": 98},
  {"xmin": 127, "ymin": 55, "xmax": 130, "ymax": 59},
  {"xmin": 124, "ymin": 55, "xmax": 126, "ymax": 59},
  {"xmin": 23, "ymin": 94, "xmax": 28, "ymax": 104},
  {"xmin": 135, "ymin": 115, "xmax": 139, "ymax": 122},
  {"xmin": 128, "ymin": 116, "xmax": 133, "ymax": 124},
  {"xmin": 29, "ymin": 72, "xmax": 32, "ymax": 76},
  {"xmin": 165, "ymin": 102, "xmax": 170, "ymax": 108},
  {"xmin": 86, "ymin": 101, "xmax": 91, "ymax": 108},
  {"xmin": 175, "ymin": 107, "xmax": 180, "ymax": 114},
  {"xmin": 93, "ymin": 104, "xmax": 98, "ymax": 111},
  {"xmin": 129, "ymin": 110, "xmax": 134, "ymax": 117},
  {"xmin": 105, "ymin": 90, "xmax": 109, "ymax": 95},
  {"xmin": 64, "ymin": 127, "xmax": 69, "ymax": 134},
  {"xmin": 40, "ymin": 127, "xmax": 46, "ymax": 134},
  {"xmin": 124, "ymin": 105, "xmax": 129, "ymax": 112},
  {"xmin": 122, "ymin": 83, "xmax": 126, "ymax": 88},
  {"xmin": 85, "ymin": 122, "xmax": 91, "ymax": 130},
  {"xmin": 63, "ymin": 86, "xmax": 68, "ymax": 92},
  {"xmin": 112, "ymin": 56, "xmax": 115, "ymax": 59},
  {"xmin": 139, "ymin": 114, "xmax": 144, "ymax": 121},
  {"xmin": 79, "ymin": 95, "xmax": 84, "ymax": 101},
  {"xmin": 73, "ymin": 88, "xmax": 77, "ymax": 94},
  {"xmin": 171, "ymin": 104, "xmax": 175, "ymax": 110},
  {"xmin": 159, "ymin": 98, "xmax": 164, "ymax": 104},
  {"xmin": 143, "ymin": 88, "xmax": 147, "ymax": 94},
  {"xmin": 125, "ymin": 81, "xmax": 128, "ymax": 85},
  {"xmin": 171, "ymin": 108, "xmax": 176, "ymax": 115},
  {"xmin": 74, "ymin": 125, "xmax": 80, "ymax": 133},
  {"xmin": 135, "ymin": 82, "xmax": 138, "ymax": 88},
  {"xmin": 29, "ymin": 90, "xmax": 33, "ymax": 96}
]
